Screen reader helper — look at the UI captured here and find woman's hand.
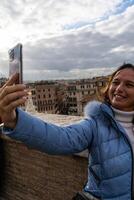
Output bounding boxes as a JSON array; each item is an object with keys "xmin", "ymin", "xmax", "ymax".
[{"xmin": 0, "ymin": 73, "xmax": 28, "ymax": 129}]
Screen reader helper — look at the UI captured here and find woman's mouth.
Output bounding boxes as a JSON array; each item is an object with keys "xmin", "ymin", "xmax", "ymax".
[{"xmin": 113, "ymin": 94, "xmax": 126, "ymax": 100}]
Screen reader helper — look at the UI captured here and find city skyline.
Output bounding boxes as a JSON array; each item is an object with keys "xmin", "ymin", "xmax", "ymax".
[{"xmin": 0, "ymin": 0, "xmax": 134, "ymax": 81}]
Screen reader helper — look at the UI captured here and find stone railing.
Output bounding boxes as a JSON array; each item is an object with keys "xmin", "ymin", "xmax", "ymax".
[{"xmin": 0, "ymin": 112, "xmax": 88, "ymax": 200}]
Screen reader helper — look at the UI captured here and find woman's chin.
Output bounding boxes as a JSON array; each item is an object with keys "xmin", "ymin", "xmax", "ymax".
[{"xmin": 111, "ymin": 101, "xmax": 124, "ymax": 110}]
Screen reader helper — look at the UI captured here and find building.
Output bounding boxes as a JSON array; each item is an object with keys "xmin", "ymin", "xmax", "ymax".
[
  {"xmin": 66, "ymin": 75, "xmax": 110, "ymax": 115},
  {"xmin": 28, "ymin": 75, "xmax": 110, "ymax": 116},
  {"xmin": 28, "ymin": 81, "xmax": 67, "ymax": 114}
]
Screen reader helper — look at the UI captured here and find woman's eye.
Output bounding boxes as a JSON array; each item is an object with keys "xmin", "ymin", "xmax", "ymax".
[
  {"xmin": 112, "ymin": 81, "xmax": 119, "ymax": 85},
  {"xmin": 126, "ymin": 83, "xmax": 134, "ymax": 87}
]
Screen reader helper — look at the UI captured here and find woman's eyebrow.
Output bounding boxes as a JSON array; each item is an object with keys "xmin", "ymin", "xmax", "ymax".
[{"xmin": 127, "ymin": 81, "xmax": 134, "ymax": 84}]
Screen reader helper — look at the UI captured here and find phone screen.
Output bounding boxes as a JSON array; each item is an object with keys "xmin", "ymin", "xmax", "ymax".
[{"xmin": 8, "ymin": 43, "xmax": 23, "ymax": 84}]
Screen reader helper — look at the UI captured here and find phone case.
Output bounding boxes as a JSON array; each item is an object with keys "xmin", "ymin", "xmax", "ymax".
[{"xmin": 8, "ymin": 43, "xmax": 23, "ymax": 84}]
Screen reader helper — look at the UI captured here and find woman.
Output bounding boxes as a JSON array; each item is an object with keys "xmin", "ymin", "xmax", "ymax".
[{"xmin": 0, "ymin": 63, "xmax": 134, "ymax": 200}]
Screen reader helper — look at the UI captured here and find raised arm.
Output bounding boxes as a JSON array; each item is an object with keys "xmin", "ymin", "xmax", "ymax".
[{"xmin": 7, "ymin": 108, "xmax": 94, "ymax": 155}]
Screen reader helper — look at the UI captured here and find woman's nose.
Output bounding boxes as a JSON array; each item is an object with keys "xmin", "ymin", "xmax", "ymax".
[{"xmin": 115, "ymin": 83, "xmax": 124, "ymax": 92}]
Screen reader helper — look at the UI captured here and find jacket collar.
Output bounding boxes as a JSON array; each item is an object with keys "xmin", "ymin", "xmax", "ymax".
[
  {"xmin": 84, "ymin": 100, "xmax": 114, "ymax": 118},
  {"xmin": 84, "ymin": 101, "xmax": 126, "ymax": 135}
]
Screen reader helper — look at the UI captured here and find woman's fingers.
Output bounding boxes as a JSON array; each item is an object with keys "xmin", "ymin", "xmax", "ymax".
[
  {"xmin": 3, "ymin": 73, "xmax": 19, "ymax": 88},
  {"xmin": 0, "ymin": 74, "xmax": 28, "ymax": 116},
  {"xmin": 0, "ymin": 84, "xmax": 26, "ymax": 100},
  {"xmin": 4, "ymin": 97, "xmax": 27, "ymax": 112},
  {"xmin": 0, "ymin": 74, "xmax": 27, "ymax": 127},
  {"xmin": 1, "ymin": 90, "xmax": 28, "ymax": 106}
]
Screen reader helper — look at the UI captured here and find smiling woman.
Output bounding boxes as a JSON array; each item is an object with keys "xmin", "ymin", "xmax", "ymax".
[
  {"xmin": 109, "ymin": 68, "xmax": 134, "ymax": 111},
  {"xmin": 0, "ymin": 63, "xmax": 134, "ymax": 199},
  {"xmin": 103, "ymin": 63, "xmax": 134, "ymax": 111},
  {"xmin": 102, "ymin": 64, "xmax": 134, "ymax": 111}
]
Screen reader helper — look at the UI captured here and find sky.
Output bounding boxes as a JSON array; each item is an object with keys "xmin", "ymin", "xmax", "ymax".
[{"xmin": 0, "ymin": 0, "xmax": 134, "ymax": 81}]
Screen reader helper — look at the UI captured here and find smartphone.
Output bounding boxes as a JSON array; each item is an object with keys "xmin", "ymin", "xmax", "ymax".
[{"xmin": 8, "ymin": 43, "xmax": 23, "ymax": 84}]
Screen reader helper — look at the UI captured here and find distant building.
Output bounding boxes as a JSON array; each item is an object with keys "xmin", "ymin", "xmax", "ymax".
[
  {"xmin": 66, "ymin": 75, "xmax": 110, "ymax": 115},
  {"xmin": 28, "ymin": 75, "xmax": 110, "ymax": 116},
  {"xmin": 28, "ymin": 81, "xmax": 67, "ymax": 114}
]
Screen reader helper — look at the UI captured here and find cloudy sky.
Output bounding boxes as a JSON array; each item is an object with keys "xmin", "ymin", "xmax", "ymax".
[{"xmin": 0, "ymin": 0, "xmax": 134, "ymax": 81}]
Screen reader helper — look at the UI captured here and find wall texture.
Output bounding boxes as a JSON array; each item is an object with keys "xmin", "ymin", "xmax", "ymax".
[{"xmin": 0, "ymin": 136, "xmax": 88, "ymax": 200}]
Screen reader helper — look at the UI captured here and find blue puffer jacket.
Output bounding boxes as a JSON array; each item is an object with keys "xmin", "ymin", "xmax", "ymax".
[{"xmin": 7, "ymin": 101, "xmax": 133, "ymax": 200}]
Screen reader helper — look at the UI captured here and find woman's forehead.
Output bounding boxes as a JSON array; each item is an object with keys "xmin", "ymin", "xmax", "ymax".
[{"xmin": 113, "ymin": 68, "xmax": 134, "ymax": 80}]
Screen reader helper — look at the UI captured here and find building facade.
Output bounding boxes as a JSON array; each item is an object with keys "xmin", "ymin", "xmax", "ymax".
[{"xmin": 28, "ymin": 75, "xmax": 110, "ymax": 116}]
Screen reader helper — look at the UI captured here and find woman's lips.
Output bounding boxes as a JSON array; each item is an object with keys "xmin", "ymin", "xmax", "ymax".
[{"xmin": 113, "ymin": 94, "xmax": 126, "ymax": 101}]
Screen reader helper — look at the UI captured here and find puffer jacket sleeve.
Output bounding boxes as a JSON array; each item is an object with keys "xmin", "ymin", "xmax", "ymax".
[{"xmin": 7, "ymin": 108, "xmax": 94, "ymax": 155}]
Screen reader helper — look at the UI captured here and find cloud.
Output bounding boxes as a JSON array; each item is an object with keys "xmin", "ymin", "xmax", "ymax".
[{"xmin": 0, "ymin": 0, "xmax": 134, "ymax": 80}]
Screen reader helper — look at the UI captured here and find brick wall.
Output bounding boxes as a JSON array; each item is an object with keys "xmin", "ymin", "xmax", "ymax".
[{"xmin": 0, "ymin": 136, "xmax": 88, "ymax": 200}]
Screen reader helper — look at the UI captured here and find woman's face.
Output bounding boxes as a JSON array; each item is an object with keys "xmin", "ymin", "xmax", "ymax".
[{"xmin": 108, "ymin": 68, "xmax": 134, "ymax": 111}]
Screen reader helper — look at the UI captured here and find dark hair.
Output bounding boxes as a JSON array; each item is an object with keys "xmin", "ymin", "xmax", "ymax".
[{"xmin": 103, "ymin": 63, "xmax": 134, "ymax": 104}]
